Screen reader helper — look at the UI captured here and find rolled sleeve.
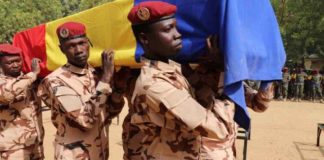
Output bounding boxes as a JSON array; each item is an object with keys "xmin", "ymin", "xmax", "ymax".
[
  {"xmin": 39, "ymin": 79, "xmax": 111, "ymax": 130},
  {"xmin": 0, "ymin": 73, "xmax": 36, "ymax": 104},
  {"xmin": 146, "ymin": 81, "xmax": 207, "ymax": 130}
]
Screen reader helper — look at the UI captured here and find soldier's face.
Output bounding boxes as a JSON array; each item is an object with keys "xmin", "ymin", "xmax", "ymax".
[
  {"xmin": 145, "ymin": 18, "xmax": 182, "ymax": 58},
  {"xmin": 0, "ymin": 55, "xmax": 22, "ymax": 77},
  {"xmin": 60, "ymin": 37, "xmax": 90, "ymax": 68}
]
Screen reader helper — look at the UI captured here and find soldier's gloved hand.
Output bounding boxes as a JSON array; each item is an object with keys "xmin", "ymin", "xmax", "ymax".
[
  {"xmin": 31, "ymin": 58, "xmax": 41, "ymax": 75},
  {"xmin": 101, "ymin": 49, "xmax": 114, "ymax": 83}
]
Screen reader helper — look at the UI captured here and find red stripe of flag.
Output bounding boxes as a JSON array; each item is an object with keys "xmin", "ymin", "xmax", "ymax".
[{"xmin": 13, "ymin": 24, "xmax": 50, "ymax": 77}]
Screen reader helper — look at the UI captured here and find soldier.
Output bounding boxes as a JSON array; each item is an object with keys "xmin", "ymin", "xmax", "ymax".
[
  {"xmin": 121, "ymin": 69, "xmax": 143, "ymax": 160},
  {"xmin": 126, "ymin": 1, "xmax": 246, "ymax": 159},
  {"xmin": 294, "ymin": 68, "xmax": 307, "ymax": 102},
  {"xmin": 282, "ymin": 67, "xmax": 290, "ymax": 101},
  {"xmin": 311, "ymin": 70, "xmax": 323, "ymax": 102},
  {"xmin": 37, "ymin": 22, "xmax": 126, "ymax": 160},
  {"xmin": 289, "ymin": 68, "xmax": 297, "ymax": 100},
  {"xmin": 182, "ymin": 36, "xmax": 273, "ymax": 159},
  {"xmin": 0, "ymin": 44, "xmax": 43, "ymax": 160},
  {"xmin": 304, "ymin": 70, "xmax": 313, "ymax": 101}
]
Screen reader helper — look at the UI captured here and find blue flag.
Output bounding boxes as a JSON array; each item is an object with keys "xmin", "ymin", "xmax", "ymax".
[{"xmin": 135, "ymin": 0, "xmax": 286, "ymax": 130}]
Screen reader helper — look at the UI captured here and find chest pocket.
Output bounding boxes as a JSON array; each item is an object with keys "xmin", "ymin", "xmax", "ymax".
[
  {"xmin": 54, "ymin": 86, "xmax": 83, "ymax": 113},
  {"xmin": 155, "ymin": 73, "xmax": 188, "ymax": 90}
]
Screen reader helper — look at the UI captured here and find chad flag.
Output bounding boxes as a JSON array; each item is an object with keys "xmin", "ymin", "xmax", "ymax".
[
  {"xmin": 13, "ymin": 0, "xmax": 136, "ymax": 77},
  {"xmin": 13, "ymin": 0, "xmax": 286, "ymax": 130}
]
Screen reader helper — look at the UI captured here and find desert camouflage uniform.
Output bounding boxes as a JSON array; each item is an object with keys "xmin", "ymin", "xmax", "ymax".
[
  {"xmin": 122, "ymin": 74, "xmax": 144, "ymax": 160},
  {"xmin": 38, "ymin": 63, "xmax": 123, "ymax": 160},
  {"xmin": 281, "ymin": 72, "xmax": 291, "ymax": 100},
  {"xmin": 130, "ymin": 59, "xmax": 231, "ymax": 160},
  {"xmin": 294, "ymin": 72, "xmax": 306, "ymax": 100},
  {"xmin": 0, "ymin": 72, "xmax": 44, "ymax": 160},
  {"xmin": 185, "ymin": 65, "xmax": 237, "ymax": 160},
  {"xmin": 312, "ymin": 74, "xmax": 323, "ymax": 101},
  {"xmin": 187, "ymin": 65, "xmax": 272, "ymax": 160}
]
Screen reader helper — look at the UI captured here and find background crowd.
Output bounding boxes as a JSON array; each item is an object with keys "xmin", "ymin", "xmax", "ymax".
[{"xmin": 273, "ymin": 67, "xmax": 323, "ymax": 103}]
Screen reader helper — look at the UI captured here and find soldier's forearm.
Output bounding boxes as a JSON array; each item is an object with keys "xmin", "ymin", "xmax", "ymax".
[
  {"xmin": 0, "ymin": 72, "xmax": 36, "ymax": 104},
  {"xmin": 106, "ymin": 92, "xmax": 125, "ymax": 119},
  {"xmin": 69, "ymin": 82, "xmax": 113, "ymax": 130},
  {"xmin": 12, "ymin": 72, "xmax": 37, "ymax": 91}
]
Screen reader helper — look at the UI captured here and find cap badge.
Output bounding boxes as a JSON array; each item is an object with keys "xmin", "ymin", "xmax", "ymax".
[
  {"xmin": 60, "ymin": 28, "xmax": 69, "ymax": 38},
  {"xmin": 137, "ymin": 7, "xmax": 150, "ymax": 21}
]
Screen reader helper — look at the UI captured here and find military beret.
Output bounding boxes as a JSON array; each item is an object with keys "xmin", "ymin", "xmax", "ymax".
[
  {"xmin": 0, "ymin": 44, "xmax": 22, "ymax": 56},
  {"xmin": 282, "ymin": 67, "xmax": 288, "ymax": 72},
  {"xmin": 56, "ymin": 22, "xmax": 86, "ymax": 42},
  {"xmin": 128, "ymin": 1, "xmax": 177, "ymax": 25},
  {"xmin": 312, "ymin": 70, "xmax": 318, "ymax": 74}
]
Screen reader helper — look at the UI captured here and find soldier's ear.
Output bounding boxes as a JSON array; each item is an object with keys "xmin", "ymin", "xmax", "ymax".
[
  {"xmin": 138, "ymin": 32, "xmax": 149, "ymax": 47},
  {"xmin": 58, "ymin": 44, "xmax": 66, "ymax": 55}
]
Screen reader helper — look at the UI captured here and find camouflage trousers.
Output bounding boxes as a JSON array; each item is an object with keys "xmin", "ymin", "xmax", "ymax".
[
  {"xmin": 0, "ymin": 144, "xmax": 44, "ymax": 160},
  {"xmin": 54, "ymin": 142, "xmax": 90, "ymax": 160},
  {"xmin": 122, "ymin": 114, "xmax": 144, "ymax": 160},
  {"xmin": 312, "ymin": 84, "xmax": 323, "ymax": 100},
  {"xmin": 54, "ymin": 141, "xmax": 109, "ymax": 160},
  {"xmin": 282, "ymin": 83, "xmax": 289, "ymax": 99},
  {"xmin": 199, "ymin": 137, "xmax": 236, "ymax": 160},
  {"xmin": 295, "ymin": 84, "xmax": 304, "ymax": 99}
]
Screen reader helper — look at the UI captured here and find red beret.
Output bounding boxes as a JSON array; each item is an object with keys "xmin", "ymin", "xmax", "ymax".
[
  {"xmin": 128, "ymin": 1, "xmax": 177, "ymax": 25},
  {"xmin": 313, "ymin": 70, "xmax": 318, "ymax": 74},
  {"xmin": 0, "ymin": 44, "xmax": 21, "ymax": 55},
  {"xmin": 56, "ymin": 22, "xmax": 86, "ymax": 41}
]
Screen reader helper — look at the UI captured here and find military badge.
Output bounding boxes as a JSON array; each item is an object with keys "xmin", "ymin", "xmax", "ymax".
[
  {"xmin": 60, "ymin": 28, "xmax": 69, "ymax": 38},
  {"xmin": 137, "ymin": 7, "xmax": 150, "ymax": 21}
]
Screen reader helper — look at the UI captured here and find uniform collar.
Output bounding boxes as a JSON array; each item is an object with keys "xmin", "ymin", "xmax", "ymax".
[
  {"xmin": 140, "ymin": 57, "xmax": 181, "ymax": 73},
  {"xmin": 64, "ymin": 63, "xmax": 94, "ymax": 75},
  {"xmin": 0, "ymin": 72, "xmax": 24, "ymax": 79}
]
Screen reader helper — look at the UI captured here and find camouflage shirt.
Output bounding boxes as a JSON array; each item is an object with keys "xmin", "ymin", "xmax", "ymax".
[
  {"xmin": 38, "ymin": 63, "xmax": 123, "ymax": 160},
  {"xmin": 187, "ymin": 64, "xmax": 272, "ymax": 159},
  {"xmin": 130, "ymin": 59, "xmax": 229, "ymax": 160},
  {"xmin": 282, "ymin": 73, "xmax": 291, "ymax": 84},
  {"xmin": 122, "ymin": 75, "xmax": 144, "ymax": 160},
  {"xmin": 312, "ymin": 74, "xmax": 322, "ymax": 85},
  {"xmin": 186, "ymin": 65, "xmax": 237, "ymax": 159},
  {"xmin": 295, "ymin": 72, "xmax": 307, "ymax": 85},
  {"xmin": 0, "ymin": 72, "xmax": 43, "ymax": 151}
]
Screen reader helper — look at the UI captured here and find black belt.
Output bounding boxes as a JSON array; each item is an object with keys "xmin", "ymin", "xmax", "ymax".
[
  {"xmin": 64, "ymin": 140, "xmax": 87, "ymax": 151},
  {"xmin": 0, "ymin": 104, "xmax": 9, "ymax": 110}
]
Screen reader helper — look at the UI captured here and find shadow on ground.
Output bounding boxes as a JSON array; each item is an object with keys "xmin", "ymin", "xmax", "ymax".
[{"xmin": 294, "ymin": 142, "xmax": 324, "ymax": 160}]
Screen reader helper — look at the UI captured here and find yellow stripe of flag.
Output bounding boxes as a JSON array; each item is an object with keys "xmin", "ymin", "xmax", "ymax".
[{"xmin": 45, "ymin": 0, "xmax": 137, "ymax": 71}]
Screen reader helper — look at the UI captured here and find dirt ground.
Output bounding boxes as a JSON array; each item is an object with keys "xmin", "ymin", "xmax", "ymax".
[{"xmin": 43, "ymin": 101, "xmax": 324, "ymax": 160}]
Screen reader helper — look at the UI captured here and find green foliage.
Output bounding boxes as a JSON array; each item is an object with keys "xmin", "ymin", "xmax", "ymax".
[
  {"xmin": 0, "ymin": 0, "xmax": 113, "ymax": 43},
  {"xmin": 271, "ymin": 0, "xmax": 324, "ymax": 62}
]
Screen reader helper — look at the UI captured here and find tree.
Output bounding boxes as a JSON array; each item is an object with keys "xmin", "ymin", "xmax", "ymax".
[
  {"xmin": 0, "ymin": 0, "xmax": 114, "ymax": 43},
  {"xmin": 271, "ymin": 0, "xmax": 324, "ymax": 62}
]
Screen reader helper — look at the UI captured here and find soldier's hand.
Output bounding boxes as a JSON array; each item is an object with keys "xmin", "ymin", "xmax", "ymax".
[
  {"xmin": 101, "ymin": 49, "xmax": 114, "ymax": 83},
  {"xmin": 31, "ymin": 58, "xmax": 41, "ymax": 75},
  {"xmin": 113, "ymin": 67, "xmax": 131, "ymax": 93},
  {"xmin": 257, "ymin": 83, "xmax": 274, "ymax": 101},
  {"xmin": 195, "ymin": 85, "xmax": 215, "ymax": 108}
]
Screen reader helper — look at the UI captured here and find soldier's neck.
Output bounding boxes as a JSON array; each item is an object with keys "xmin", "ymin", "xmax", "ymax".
[{"xmin": 143, "ymin": 53, "xmax": 169, "ymax": 63}]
